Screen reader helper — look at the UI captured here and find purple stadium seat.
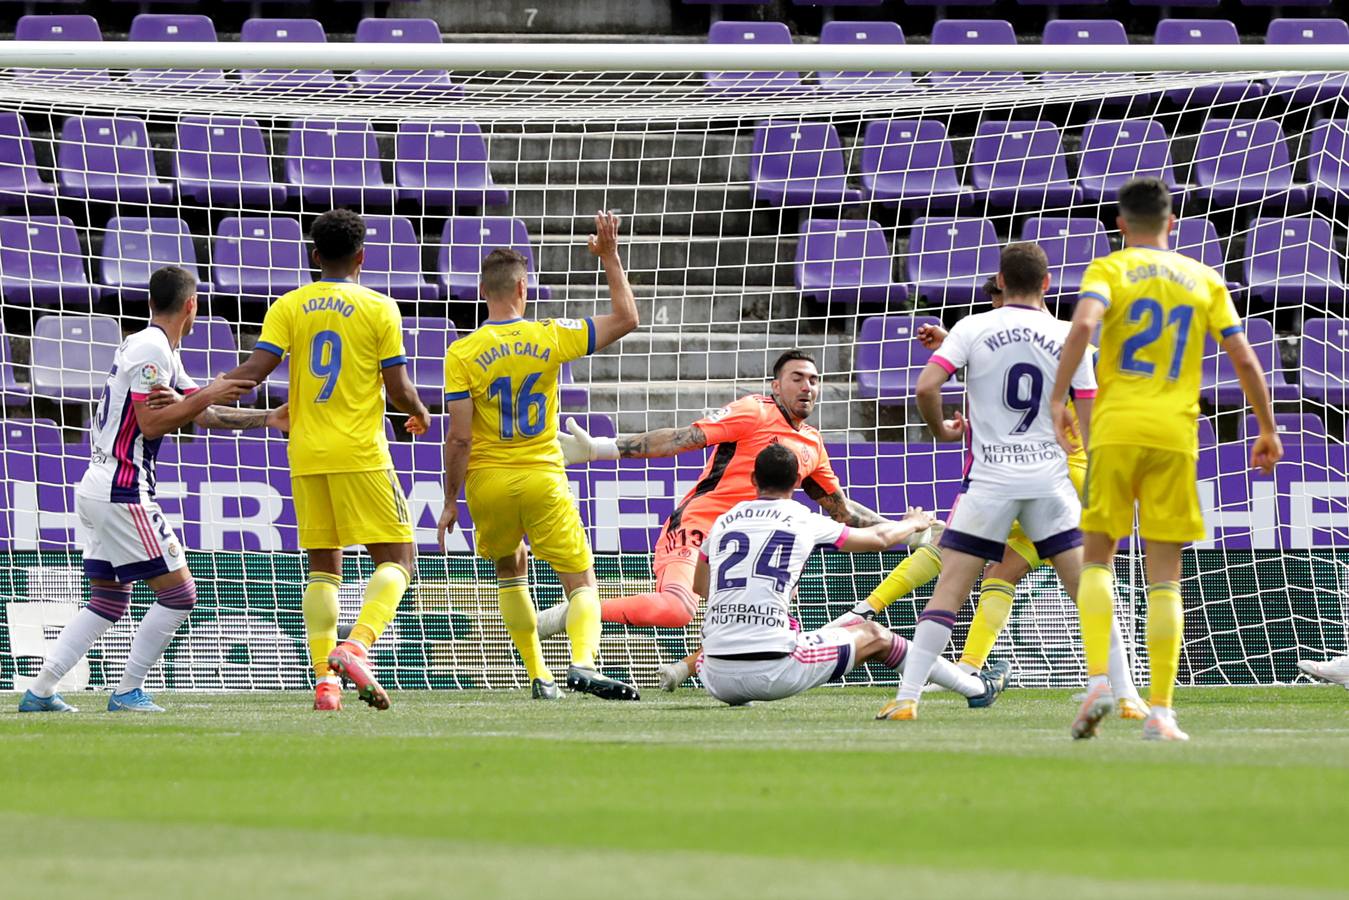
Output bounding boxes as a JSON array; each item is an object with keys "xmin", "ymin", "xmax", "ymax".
[
  {"xmin": 284, "ymin": 120, "xmax": 396, "ymax": 209},
  {"xmin": 682, "ymin": 0, "xmax": 771, "ymax": 4},
  {"xmin": 354, "ymin": 18, "xmax": 458, "ymax": 94},
  {"xmin": 1242, "ymin": 413, "xmax": 1327, "ymax": 443},
  {"xmin": 13, "ymin": 15, "xmax": 108, "ymax": 85},
  {"xmin": 358, "ymin": 215, "xmax": 436, "ymax": 301},
  {"xmin": 750, "ymin": 122, "xmax": 860, "ymax": 208},
  {"xmin": 179, "ymin": 316, "xmax": 255, "ymax": 405},
  {"xmin": 1078, "ymin": 119, "xmax": 1180, "ymax": 203},
  {"xmin": 970, "ymin": 121, "xmax": 1078, "ymax": 210},
  {"xmin": 0, "ymin": 419, "xmax": 61, "ymax": 452},
  {"xmin": 0, "ymin": 216, "xmax": 97, "ymax": 308},
  {"xmin": 794, "ymin": 219, "xmax": 907, "ymax": 305},
  {"xmin": 437, "ymin": 217, "xmax": 550, "ymax": 302},
  {"xmin": 0, "ymin": 330, "xmax": 31, "ymax": 407},
  {"xmin": 211, "ymin": 217, "xmax": 309, "ymax": 302},
  {"xmin": 394, "ymin": 121, "xmax": 509, "ymax": 209},
  {"xmin": 0, "ymin": 112, "xmax": 56, "ymax": 208},
  {"xmin": 240, "ymin": 18, "xmax": 335, "ymax": 90},
  {"xmin": 1244, "ymin": 217, "xmax": 1348, "ymax": 307},
  {"xmin": 1265, "ymin": 20, "xmax": 1349, "ymax": 104},
  {"xmin": 1040, "ymin": 21, "xmax": 1135, "ymax": 100},
  {"xmin": 1244, "ymin": 0, "xmax": 1326, "ymax": 8},
  {"xmin": 30, "ymin": 314, "xmax": 121, "ymax": 403},
  {"xmin": 906, "ymin": 217, "xmax": 1000, "ymax": 304},
  {"xmin": 859, "ymin": 119, "xmax": 968, "ymax": 211},
  {"xmin": 1309, "ymin": 120, "xmax": 1349, "ymax": 205},
  {"xmin": 1020, "ymin": 217, "xmax": 1110, "ymax": 300},
  {"xmin": 99, "ymin": 217, "xmax": 209, "ymax": 300},
  {"xmin": 1135, "ymin": 0, "xmax": 1219, "ymax": 9},
  {"xmin": 1191, "ymin": 119, "xmax": 1307, "ymax": 211},
  {"xmin": 855, "ymin": 316, "xmax": 963, "ymax": 404},
  {"xmin": 175, "ymin": 116, "xmax": 288, "ymax": 209},
  {"xmin": 1170, "ymin": 217, "xmax": 1239, "ymax": 289},
  {"xmin": 1197, "ymin": 418, "xmax": 1217, "ymax": 447},
  {"xmin": 404, "ymin": 317, "xmax": 459, "ymax": 406},
  {"xmin": 1301, "ymin": 318, "xmax": 1349, "ymax": 405},
  {"xmin": 127, "ymin": 14, "xmax": 226, "ymax": 88},
  {"xmin": 929, "ymin": 21, "xmax": 1022, "ymax": 91},
  {"xmin": 1154, "ymin": 20, "xmax": 1259, "ymax": 106},
  {"xmin": 57, "ymin": 116, "xmax": 174, "ymax": 204},
  {"xmin": 262, "ymin": 351, "xmax": 290, "ymax": 404},
  {"xmin": 791, "ymin": 0, "xmax": 883, "ymax": 5},
  {"xmin": 817, "ymin": 21, "xmax": 911, "ymax": 93},
  {"xmin": 559, "ymin": 362, "xmax": 588, "ymax": 409},
  {"xmin": 705, "ymin": 22, "xmax": 803, "ymax": 94},
  {"xmin": 1202, "ymin": 317, "xmax": 1297, "ymax": 405}
]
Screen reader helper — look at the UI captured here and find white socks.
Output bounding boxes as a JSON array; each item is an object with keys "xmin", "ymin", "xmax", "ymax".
[
  {"xmin": 116, "ymin": 603, "xmax": 192, "ymax": 693},
  {"xmin": 30, "ymin": 608, "xmax": 115, "ymax": 697},
  {"xmin": 1108, "ymin": 617, "xmax": 1141, "ymax": 700},
  {"xmin": 895, "ymin": 610, "xmax": 957, "ymax": 703},
  {"xmin": 927, "ymin": 656, "xmax": 987, "ymax": 699}
]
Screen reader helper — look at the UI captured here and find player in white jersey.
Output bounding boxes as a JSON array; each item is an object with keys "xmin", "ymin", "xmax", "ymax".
[
  {"xmin": 878, "ymin": 243, "xmax": 1095, "ymax": 721},
  {"xmin": 19, "ymin": 266, "xmax": 285, "ymax": 714},
  {"xmin": 695, "ymin": 443, "xmax": 1012, "ymax": 708}
]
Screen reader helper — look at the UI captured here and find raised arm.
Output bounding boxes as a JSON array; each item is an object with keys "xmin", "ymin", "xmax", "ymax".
[
  {"xmin": 915, "ymin": 362, "xmax": 966, "ymax": 444},
  {"xmin": 1052, "ymin": 298, "xmax": 1104, "ymax": 453},
  {"xmin": 586, "ymin": 211, "xmax": 639, "ymax": 352},
  {"xmin": 437, "ymin": 396, "xmax": 474, "ymax": 551},
  {"xmin": 802, "ymin": 480, "xmax": 886, "ymax": 528},
  {"xmin": 838, "ymin": 508, "xmax": 937, "ymax": 551},
  {"xmin": 1221, "ymin": 331, "xmax": 1282, "ymax": 474},
  {"xmin": 382, "ymin": 364, "xmax": 432, "ymax": 435},
  {"xmin": 559, "ymin": 418, "xmax": 709, "ymax": 465}
]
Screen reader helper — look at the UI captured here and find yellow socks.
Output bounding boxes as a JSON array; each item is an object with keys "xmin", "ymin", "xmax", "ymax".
[
  {"xmin": 866, "ymin": 545, "xmax": 943, "ymax": 613},
  {"xmin": 960, "ymin": 577, "xmax": 1016, "ymax": 670},
  {"xmin": 349, "ymin": 562, "xmax": 410, "ymax": 649},
  {"xmin": 1076, "ymin": 563, "xmax": 1115, "ymax": 679},
  {"xmin": 499, "ymin": 576, "xmax": 550, "ymax": 682},
  {"xmin": 565, "ymin": 585, "xmax": 602, "ymax": 668},
  {"xmin": 1146, "ymin": 581, "xmax": 1183, "ymax": 710},
  {"xmin": 302, "ymin": 572, "xmax": 341, "ymax": 680}
]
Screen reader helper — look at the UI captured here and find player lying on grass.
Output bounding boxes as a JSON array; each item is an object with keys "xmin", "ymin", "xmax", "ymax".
[
  {"xmin": 20, "ymin": 266, "xmax": 285, "ymax": 714},
  {"xmin": 878, "ymin": 243, "xmax": 1096, "ymax": 724},
  {"xmin": 539, "ymin": 350, "xmax": 934, "ymax": 650},
  {"xmin": 437, "ymin": 212, "xmax": 641, "ymax": 701},
  {"xmin": 1051, "ymin": 177, "xmax": 1282, "ymax": 742},
  {"xmin": 829, "ymin": 275, "xmax": 1148, "ymax": 719},
  {"xmin": 693, "ymin": 442, "xmax": 1010, "ymax": 709},
  {"xmin": 1298, "ymin": 655, "xmax": 1349, "ymax": 688},
  {"xmin": 225, "ymin": 209, "xmax": 432, "ymax": 712}
]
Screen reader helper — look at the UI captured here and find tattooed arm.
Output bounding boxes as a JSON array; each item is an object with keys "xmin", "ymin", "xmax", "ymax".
[
  {"xmin": 802, "ymin": 479, "xmax": 887, "ymax": 528},
  {"xmin": 194, "ymin": 404, "xmax": 287, "ymax": 431},
  {"xmin": 615, "ymin": 424, "xmax": 709, "ymax": 459}
]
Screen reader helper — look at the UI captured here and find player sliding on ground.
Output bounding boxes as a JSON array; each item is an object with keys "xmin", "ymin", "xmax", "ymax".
[
  {"xmin": 20, "ymin": 266, "xmax": 285, "ymax": 713},
  {"xmin": 878, "ymin": 243, "xmax": 1097, "ymax": 723},
  {"xmin": 437, "ymin": 212, "xmax": 641, "ymax": 700},
  {"xmin": 1051, "ymin": 177, "xmax": 1282, "ymax": 741},
  {"xmin": 694, "ymin": 443, "xmax": 1010, "ymax": 709},
  {"xmin": 541, "ymin": 350, "xmax": 930, "ymax": 675},
  {"xmin": 226, "ymin": 209, "xmax": 433, "ymax": 712},
  {"xmin": 832, "ymin": 275, "xmax": 1148, "ymax": 719}
]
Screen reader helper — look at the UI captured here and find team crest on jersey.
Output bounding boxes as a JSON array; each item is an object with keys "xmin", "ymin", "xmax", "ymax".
[
  {"xmin": 554, "ymin": 318, "xmax": 584, "ymax": 331},
  {"xmin": 167, "ymin": 542, "xmax": 180, "ymax": 558}
]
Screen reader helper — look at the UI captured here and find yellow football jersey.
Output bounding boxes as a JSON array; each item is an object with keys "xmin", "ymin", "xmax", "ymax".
[
  {"xmin": 257, "ymin": 279, "xmax": 406, "ymax": 476},
  {"xmin": 1080, "ymin": 246, "xmax": 1241, "ymax": 456},
  {"xmin": 443, "ymin": 317, "xmax": 595, "ymax": 470}
]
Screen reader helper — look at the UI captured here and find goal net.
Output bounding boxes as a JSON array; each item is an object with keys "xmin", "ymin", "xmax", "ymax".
[{"xmin": 1, "ymin": 45, "xmax": 1346, "ymax": 693}]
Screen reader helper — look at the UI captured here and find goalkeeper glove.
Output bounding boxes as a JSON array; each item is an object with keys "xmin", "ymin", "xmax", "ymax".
[{"xmin": 558, "ymin": 417, "xmax": 620, "ymax": 465}]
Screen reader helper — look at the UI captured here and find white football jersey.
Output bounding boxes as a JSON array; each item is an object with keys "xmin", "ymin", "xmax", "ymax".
[
  {"xmin": 931, "ymin": 303, "xmax": 1095, "ymax": 497},
  {"xmin": 78, "ymin": 324, "xmax": 197, "ymax": 503},
  {"xmin": 700, "ymin": 498, "xmax": 848, "ymax": 656}
]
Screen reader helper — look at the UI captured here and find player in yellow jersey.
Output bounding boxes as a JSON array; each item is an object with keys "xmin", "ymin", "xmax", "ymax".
[
  {"xmin": 1051, "ymin": 177, "xmax": 1282, "ymax": 741},
  {"xmin": 831, "ymin": 275, "xmax": 1148, "ymax": 718},
  {"xmin": 437, "ymin": 211, "xmax": 641, "ymax": 700},
  {"xmin": 228, "ymin": 209, "xmax": 431, "ymax": 712}
]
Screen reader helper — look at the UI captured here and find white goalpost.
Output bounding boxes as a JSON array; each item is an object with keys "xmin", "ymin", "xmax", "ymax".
[{"xmin": 0, "ymin": 41, "xmax": 1347, "ymax": 693}]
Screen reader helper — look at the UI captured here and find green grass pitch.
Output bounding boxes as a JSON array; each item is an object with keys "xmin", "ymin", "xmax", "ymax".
[{"xmin": 2, "ymin": 686, "xmax": 1346, "ymax": 900}]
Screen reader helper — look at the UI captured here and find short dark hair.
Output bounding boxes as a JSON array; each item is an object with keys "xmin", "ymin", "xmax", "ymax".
[
  {"xmin": 753, "ymin": 442, "xmax": 799, "ymax": 494},
  {"xmin": 999, "ymin": 242, "xmax": 1050, "ymax": 296},
  {"xmin": 772, "ymin": 349, "xmax": 817, "ymax": 379},
  {"xmin": 148, "ymin": 265, "xmax": 197, "ymax": 315},
  {"xmin": 983, "ymin": 275, "xmax": 1003, "ymax": 298},
  {"xmin": 1118, "ymin": 176, "xmax": 1172, "ymax": 231},
  {"xmin": 310, "ymin": 209, "xmax": 366, "ymax": 263},
  {"xmin": 480, "ymin": 248, "xmax": 527, "ymax": 300}
]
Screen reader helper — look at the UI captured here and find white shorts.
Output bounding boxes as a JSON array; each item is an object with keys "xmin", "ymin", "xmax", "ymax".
[
  {"xmin": 942, "ymin": 481, "xmax": 1083, "ymax": 561},
  {"xmin": 76, "ymin": 493, "xmax": 187, "ymax": 584},
  {"xmin": 696, "ymin": 628, "xmax": 857, "ymax": 705}
]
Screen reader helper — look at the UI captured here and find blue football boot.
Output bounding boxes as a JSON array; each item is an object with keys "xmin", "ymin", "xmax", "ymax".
[
  {"xmin": 18, "ymin": 690, "xmax": 78, "ymax": 713},
  {"xmin": 107, "ymin": 689, "xmax": 165, "ymax": 713}
]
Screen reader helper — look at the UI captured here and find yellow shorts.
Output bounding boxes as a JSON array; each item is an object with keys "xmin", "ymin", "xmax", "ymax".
[
  {"xmin": 292, "ymin": 469, "xmax": 414, "ymax": 549},
  {"xmin": 1082, "ymin": 445, "xmax": 1204, "ymax": 544},
  {"xmin": 466, "ymin": 466, "xmax": 593, "ymax": 573},
  {"xmin": 1007, "ymin": 457, "xmax": 1087, "ymax": 569}
]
